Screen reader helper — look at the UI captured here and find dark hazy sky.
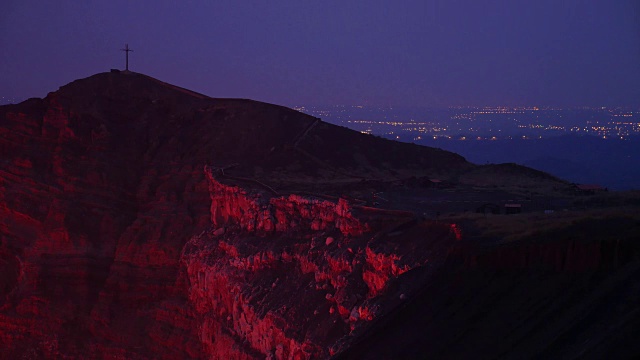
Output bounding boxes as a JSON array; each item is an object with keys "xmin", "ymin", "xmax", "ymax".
[{"xmin": 1, "ymin": 0, "xmax": 639, "ymax": 107}]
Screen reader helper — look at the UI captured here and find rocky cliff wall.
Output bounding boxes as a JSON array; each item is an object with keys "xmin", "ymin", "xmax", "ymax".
[
  {"xmin": 0, "ymin": 92, "xmax": 212, "ymax": 358},
  {"xmin": 180, "ymin": 172, "xmax": 461, "ymax": 359}
]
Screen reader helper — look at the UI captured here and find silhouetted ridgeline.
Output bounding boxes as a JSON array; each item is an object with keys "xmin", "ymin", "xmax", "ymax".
[{"xmin": 418, "ymin": 135, "xmax": 640, "ymax": 190}]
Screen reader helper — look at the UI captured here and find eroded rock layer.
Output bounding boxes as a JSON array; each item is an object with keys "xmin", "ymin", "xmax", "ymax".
[{"xmin": 182, "ymin": 173, "xmax": 460, "ymax": 358}]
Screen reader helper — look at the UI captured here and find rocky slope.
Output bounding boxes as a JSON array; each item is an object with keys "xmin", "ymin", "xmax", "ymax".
[
  {"xmin": 0, "ymin": 72, "xmax": 468, "ymax": 358},
  {"xmin": 181, "ymin": 170, "xmax": 461, "ymax": 359},
  {"xmin": 339, "ymin": 216, "xmax": 640, "ymax": 359}
]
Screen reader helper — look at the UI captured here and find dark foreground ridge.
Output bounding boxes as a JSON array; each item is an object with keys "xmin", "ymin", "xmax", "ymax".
[{"xmin": 1, "ymin": 71, "xmax": 639, "ymax": 359}]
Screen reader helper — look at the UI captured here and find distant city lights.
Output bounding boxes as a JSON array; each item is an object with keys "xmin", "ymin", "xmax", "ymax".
[{"xmin": 293, "ymin": 105, "xmax": 640, "ymax": 141}]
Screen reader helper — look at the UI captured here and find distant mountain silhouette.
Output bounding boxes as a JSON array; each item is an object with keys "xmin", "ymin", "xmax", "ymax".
[{"xmin": 420, "ymin": 135, "xmax": 640, "ymax": 190}]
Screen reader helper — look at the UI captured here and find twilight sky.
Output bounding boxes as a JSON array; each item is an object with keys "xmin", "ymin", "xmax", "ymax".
[{"xmin": 1, "ymin": 0, "xmax": 639, "ymax": 107}]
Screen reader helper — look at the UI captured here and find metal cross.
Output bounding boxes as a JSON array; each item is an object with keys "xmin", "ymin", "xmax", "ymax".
[{"xmin": 121, "ymin": 44, "xmax": 133, "ymax": 71}]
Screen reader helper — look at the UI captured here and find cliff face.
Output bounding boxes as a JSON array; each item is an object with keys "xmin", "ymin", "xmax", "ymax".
[
  {"xmin": 181, "ymin": 170, "xmax": 461, "ymax": 359},
  {"xmin": 0, "ymin": 72, "xmax": 468, "ymax": 358},
  {"xmin": 0, "ymin": 82, "xmax": 212, "ymax": 358}
]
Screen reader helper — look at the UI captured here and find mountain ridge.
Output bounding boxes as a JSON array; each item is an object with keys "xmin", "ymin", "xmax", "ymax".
[{"xmin": 0, "ymin": 71, "xmax": 472, "ymax": 358}]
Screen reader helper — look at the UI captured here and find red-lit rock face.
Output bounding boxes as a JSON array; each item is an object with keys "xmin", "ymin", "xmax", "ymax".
[
  {"xmin": 182, "ymin": 173, "xmax": 460, "ymax": 359},
  {"xmin": 206, "ymin": 167, "xmax": 369, "ymax": 237},
  {"xmin": 0, "ymin": 87, "xmax": 212, "ymax": 358},
  {"xmin": 0, "ymin": 72, "xmax": 469, "ymax": 358}
]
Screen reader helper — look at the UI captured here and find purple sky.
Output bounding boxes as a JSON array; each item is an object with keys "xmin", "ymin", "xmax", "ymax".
[{"xmin": 1, "ymin": 0, "xmax": 639, "ymax": 107}]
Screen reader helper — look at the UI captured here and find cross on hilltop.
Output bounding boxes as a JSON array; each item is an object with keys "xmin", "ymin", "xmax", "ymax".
[{"xmin": 121, "ymin": 44, "xmax": 133, "ymax": 71}]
